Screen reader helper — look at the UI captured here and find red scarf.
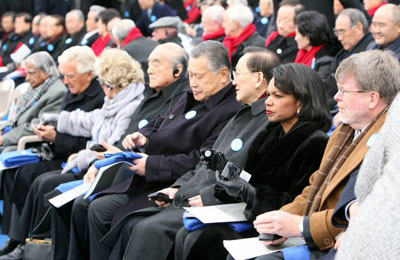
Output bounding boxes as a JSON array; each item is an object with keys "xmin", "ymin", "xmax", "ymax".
[
  {"xmin": 265, "ymin": 31, "xmax": 295, "ymax": 47},
  {"xmin": 368, "ymin": 2, "xmax": 387, "ymax": 16},
  {"xmin": 184, "ymin": 1, "xmax": 200, "ymax": 24},
  {"xmin": 91, "ymin": 34, "xmax": 111, "ymax": 56},
  {"xmin": 294, "ymin": 44, "xmax": 325, "ymax": 67},
  {"xmin": 202, "ymin": 28, "xmax": 225, "ymax": 41},
  {"xmin": 123, "ymin": 27, "xmax": 143, "ymax": 47},
  {"xmin": 223, "ymin": 23, "xmax": 256, "ymax": 59}
]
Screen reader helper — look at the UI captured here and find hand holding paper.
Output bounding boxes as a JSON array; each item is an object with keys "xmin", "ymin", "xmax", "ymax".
[{"xmin": 253, "ymin": 211, "xmax": 303, "ymax": 239}]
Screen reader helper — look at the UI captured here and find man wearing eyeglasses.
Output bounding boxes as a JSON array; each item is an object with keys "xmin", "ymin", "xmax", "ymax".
[
  {"xmin": 252, "ymin": 50, "xmax": 400, "ymax": 260},
  {"xmin": 367, "ymin": 4, "xmax": 400, "ymax": 60}
]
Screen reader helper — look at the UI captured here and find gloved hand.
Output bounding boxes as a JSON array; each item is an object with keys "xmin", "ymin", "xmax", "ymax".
[
  {"xmin": 200, "ymin": 149, "xmax": 227, "ymax": 172},
  {"xmin": 215, "ymin": 163, "xmax": 255, "ymax": 201},
  {"xmin": 40, "ymin": 113, "xmax": 59, "ymax": 126}
]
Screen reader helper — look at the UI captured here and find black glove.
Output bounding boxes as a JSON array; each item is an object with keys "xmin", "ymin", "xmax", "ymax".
[
  {"xmin": 200, "ymin": 149, "xmax": 227, "ymax": 172},
  {"xmin": 215, "ymin": 163, "xmax": 255, "ymax": 201}
]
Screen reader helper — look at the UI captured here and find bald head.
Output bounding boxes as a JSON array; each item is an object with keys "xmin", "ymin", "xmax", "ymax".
[{"xmin": 371, "ymin": 4, "xmax": 400, "ymax": 46}]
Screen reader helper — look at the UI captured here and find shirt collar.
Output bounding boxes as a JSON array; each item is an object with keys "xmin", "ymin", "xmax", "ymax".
[
  {"xmin": 251, "ymin": 97, "xmax": 266, "ymax": 115},
  {"xmin": 203, "ymin": 82, "xmax": 234, "ymax": 110}
]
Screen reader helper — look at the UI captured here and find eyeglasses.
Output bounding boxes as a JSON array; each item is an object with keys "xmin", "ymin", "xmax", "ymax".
[
  {"xmin": 337, "ymin": 87, "xmax": 367, "ymax": 95},
  {"xmin": 232, "ymin": 70, "xmax": 255, "ymax": 80},
  {"xmin": 97, "ymin": 78, "xmax": 114, "ymax": 90},
  {"xmin": 333, "ymin": 25, "xmax": 357, "ymax": 37}
]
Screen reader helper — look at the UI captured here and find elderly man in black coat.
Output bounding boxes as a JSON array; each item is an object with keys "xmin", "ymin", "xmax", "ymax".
[
  {"xmin": 64, "ymin": 41, "xmax": 241, "ymax": 260},
  {"xmin": 0, "ymin": 46, "xmax": 105, "ymax": 259}
]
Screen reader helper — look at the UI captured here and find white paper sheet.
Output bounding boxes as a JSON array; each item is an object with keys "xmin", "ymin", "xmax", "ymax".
[
  {"xmin": 48, "ymin": 183, "xmax": 91, "ymax": 208},
  {"xmin": 223, "ymin": 237, "xmax": 306, "ymax": 260},
  {"xmin": 184, "ymin": 203, "xmax": 247, "ymax": 223}
]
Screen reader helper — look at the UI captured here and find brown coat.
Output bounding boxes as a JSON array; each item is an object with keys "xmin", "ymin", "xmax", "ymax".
[{"xmin": 280, "ymin": 112, "xmax": 387, "ymax": 250}]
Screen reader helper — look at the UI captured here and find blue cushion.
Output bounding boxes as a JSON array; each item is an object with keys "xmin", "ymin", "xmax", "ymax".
[{"xmin": 0, "ymin": 149, "xmax": 40, "ymax": 167}]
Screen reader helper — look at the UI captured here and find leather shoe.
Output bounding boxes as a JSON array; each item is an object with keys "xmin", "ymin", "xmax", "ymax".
[
  {"xmin": 0, "ymin": 240, "xmax": 20, "ymax": 256},
  {"xmin": 0, "ymin": 244, "xmax": 24, "ymax": 260}
]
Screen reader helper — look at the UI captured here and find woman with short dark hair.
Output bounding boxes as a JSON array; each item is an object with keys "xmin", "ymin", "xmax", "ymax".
[{"xmin": 294, "ymin": 10, "xmax": 339, "ymax": 112}]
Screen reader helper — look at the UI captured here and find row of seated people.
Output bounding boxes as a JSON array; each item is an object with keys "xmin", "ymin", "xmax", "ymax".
[
  {"xmin": 3, "ymin": 0, "xmax": 400, "ymax": 118},
  {"xmin": 0, "ymin": 38, "xmax": 399, "ymax": 259},
  {"xmin": 0, "ymin": 1, "xmax": 399, "ymax": 259}
]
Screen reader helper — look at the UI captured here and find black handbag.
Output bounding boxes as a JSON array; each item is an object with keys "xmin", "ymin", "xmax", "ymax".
[{"xmin": 23, "ymin": 238, "xmax": 52, "ymax": 260}]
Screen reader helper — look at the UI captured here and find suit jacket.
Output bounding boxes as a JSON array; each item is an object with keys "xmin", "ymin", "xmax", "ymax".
[
  {"xmin": 51, "ymin": 27, "xmax": 87, "ymax": 62},
  {"xmin": 331, "ymin": 168, "xmax": 359, "ymax": 228},
  {"xmin": 280, "ymin": 111, "xmax": 387, "ymax": 250},
  {"xmin": 2, "ymin": 79, "xmax": 67, "ymax": 149},
  {"xmin": 123, "ymin": 36, "xmax": 159, "ymax": 75},
  {"xmin": 0, "ymin": 31, "xmax": 34, "ymax": 66},
  {"xmin": 368, "ymin": 36, "xmax": 400, "ymax": 61},
  {"xmin": 231, "ymin": 32, "xmax": 266, "ymax": 67},
  {"xmin": 136, "ymin": 2, "xmax": 177, "ymax": 36},
  {"xmin": 266, "ymin": 34, "xmax": 298, "ymax": 63}
]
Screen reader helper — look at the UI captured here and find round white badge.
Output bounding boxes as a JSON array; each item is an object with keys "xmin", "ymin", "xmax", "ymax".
[
  {"xmin": 185, "ymin": 110, "xmax": 197, "ymax": 120},
  {"xmin": 231, "ymin": 138, "xmax": 244, "ymax": 152},
  {"xmin": 367, "ymin": 133, "xmax": 378, "ymax": 147},
  {"xmin": 138, "ymin": 119, "xmax": 149, "ymax": 129},
  {"xmin": 276, "ymin": 48, "xmax": 282, "ymax": 54}
]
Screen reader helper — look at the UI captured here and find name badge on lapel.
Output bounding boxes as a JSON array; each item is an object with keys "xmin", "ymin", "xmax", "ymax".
[
  {"xmin": 138, "ymin": 119, "xmax": 149, "ymax": 129},
  {"xmin": 185, "ymin": 110, "xmax": 197, "ymax": 120},
  {"xmin": 230, "ymin": 138, "xmax": 243, "ymax": 152}
]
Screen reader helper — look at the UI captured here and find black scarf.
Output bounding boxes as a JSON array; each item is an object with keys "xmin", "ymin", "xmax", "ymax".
[{"xmin": 245, "ymin": 120, "xmax": 324, "ymax": 186}]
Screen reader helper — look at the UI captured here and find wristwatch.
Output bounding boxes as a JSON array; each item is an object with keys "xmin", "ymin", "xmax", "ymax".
[{"xmin": 298, "ymin": 217, "xmax": 304, "ymax": 237}]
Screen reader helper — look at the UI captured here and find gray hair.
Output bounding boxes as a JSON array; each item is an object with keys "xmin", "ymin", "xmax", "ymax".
[
  {"xmin": 338, "ymin": 8, "xmax": 368, "ymax": 35},
  {"xmin": 66, "ymin": 9, "xmax": 84, "ymax": 21},
  {"xmin": 166, "ymin": 43, "xmax": 188, "ymax": 74},
  {"xmin": 112, "ymin": 19, "xmax": 136, "ymax": 41},
  {"xmin": 227, "ymin": 0, "xmax": 248, "ymax": 6},
  {"xmin": 58, "ymin": 46, "xmax": 96, "ymax": 74},
  {"xmin": 203, "ymin": 5, "xmax": 225, "ymax": 24},
  {"xmin": 25, "ymin": 51, "xmax": 59, "ymax": 78},
  {"xmin": 226, "ymin": 5, "xmax": 253, "ymax": 28},
  {"xmin": 336, "ymin": 50, "xmax": 400, "ymax": 104},
  {"xmin": 190, "ymin": 41, "xmax": 231, "ymax": 72},
  {"xmin": 89, "ymin": 5, "xmax": 106, "ymax": 13}
]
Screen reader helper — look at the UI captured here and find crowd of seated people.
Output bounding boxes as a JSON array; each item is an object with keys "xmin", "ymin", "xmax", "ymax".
[{"xmin": 0, "ymin": 0, "xmax": 400, "ymax": 259}]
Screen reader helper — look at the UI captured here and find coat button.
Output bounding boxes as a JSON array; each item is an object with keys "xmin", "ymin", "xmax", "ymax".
[{"xmin": 324, "ymin": 238, "xmax": 331, "ymax": 245}]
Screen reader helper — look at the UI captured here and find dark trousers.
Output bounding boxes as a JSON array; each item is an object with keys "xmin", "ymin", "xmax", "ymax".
[
  {"xmin": 121, "ymin": 207, "xmax": 185, "ymax": 260},
  {"xmin": 20, "ymin": 170, "xmax": 78, "ymax": 240},
  {"xmin": 66, "ymin": 193, "xmax": 129, "ymax": 260}
]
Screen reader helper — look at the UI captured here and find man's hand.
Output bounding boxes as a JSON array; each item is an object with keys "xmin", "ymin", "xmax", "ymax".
[
  {"xmin": 151, "ymin": 187, "xmax": 179, "ymax": 207},
  {"xmin": 254, "ymin": 211, "xmax": 303, "ymax": 239},
  {"xmin": 0, "ymin": 136, "xmax": 3, "ymax": 146},
  {"xmin": 93, "ymin": 142, "xmax": 123, "ymax": 160},
  {"xmin": 122, "ymin": 132, "xmax": 147, "ymax": 150},
  {"xmin": 83, "ymin": 165, "xmax": 99, "ymax": 183},
  {"xmin": 129, "ymin": 153, "xmax": 148, "ymax": 175},
  {"xmin": 32, "ymin": 124, "xmax": 56, "ymax": 142},
  {"xmin": 188, "ymin": 195, "xmax": 203, "ymax": 207}
]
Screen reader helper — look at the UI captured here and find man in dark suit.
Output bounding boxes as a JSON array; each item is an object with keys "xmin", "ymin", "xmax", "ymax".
[
  {"xmin": 136, "ymin": 0, "xmax": 177, "ymax": 36},
  {"xmin": 65, "ymin": 41, "xmax": 241, "ymax": 260}
]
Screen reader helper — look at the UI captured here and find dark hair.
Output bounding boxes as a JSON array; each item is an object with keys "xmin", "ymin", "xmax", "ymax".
[
  {"xmin": 190, "ymin": 41, "xmax": 232, "ymax": 72},
  {"xmin": 295, "ymin": 10, "xmax": 330, "ymax": 46},
  {"xmin": 98, "ymin": 8, "xmax": 121, "ymax": 25},
  {"xmin": 273, "ymin": 63, "xmax": 331, "ymax": 131},
  {"xmin": 16, "ymin": 12, "xmax": 32, "ymax": 23},
  {"xmin": 51, "ymin": 15, "xmax": 65, "ymax": 29},
  {"xmin": 2, "ymin": 11, "xmax": 16, "ymax": 22},
  {"xmin": 244, "ymin": 47, "xmax": 281, "ymax": 83}
]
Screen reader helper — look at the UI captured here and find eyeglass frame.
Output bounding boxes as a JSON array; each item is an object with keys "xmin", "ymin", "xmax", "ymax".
[
  {"xmin": 231, "ymin": 70, "xmax": 256, "ymax": 80},
  {"xmin": 97, "ymin": 78, "xmax": 115, "ymax": 90},
  {"xmin": 333, "ymin": 24, "xmax": 357, "ymax": 37}
]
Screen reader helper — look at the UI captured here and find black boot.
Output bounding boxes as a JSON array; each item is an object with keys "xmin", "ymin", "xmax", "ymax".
[
  {"xmin": 0, "ymin": 240, "xmax": 20, "ymax": 256},
  {"xmin": 0, "ymin": 243, "xmax": 24, "ymax": 260}
]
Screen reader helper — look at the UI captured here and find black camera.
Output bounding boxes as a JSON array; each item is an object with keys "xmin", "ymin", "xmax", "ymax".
[
  {"xmin": 259, "ymin": 233, "xmax": 283, "ymax": 242},
  {"xmin": 219, "ymin": 162, "xmax": 242, "ymax": 181},
  {"xmin": 200, "ymin": 149, "xmax": 227, "ymax": 172}
]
